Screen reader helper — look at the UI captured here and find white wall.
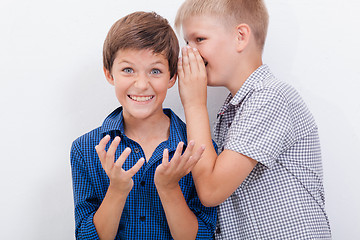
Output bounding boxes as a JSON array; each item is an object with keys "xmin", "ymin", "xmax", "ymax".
[{"xmin": 0, "ymin": 0, "xmax": 359, "ymax": 239}]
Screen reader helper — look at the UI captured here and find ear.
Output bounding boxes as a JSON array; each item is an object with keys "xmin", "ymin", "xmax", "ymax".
[
  {"xmin": 103, "ymin": 67, "xmax": 114, "ymax": 86},
  {"xmin": 168, "ymin": 73, "xmax": 177, "ymax": 89},
  {"xmin": 235, "ymin": 24, "xmax": 251, "ymax": 52}
]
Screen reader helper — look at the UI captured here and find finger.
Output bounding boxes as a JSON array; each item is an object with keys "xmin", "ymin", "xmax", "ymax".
[
  {"xmin": 187, "ymin": 47, "xmax": 199, "ymax": 73},
  {"xmin": 95, "ymin": 135, "xmax": 111, "ymax": 168},
  {"xmin": 184, "ymin": 145, "xmax": 206, "ymax": 172},
  {"xmin": 180, "ymin": 140, "xmax": 195, "ymax": 163},
  {"xmin": 162, "ymin": 148, "xmax": 170, "ymax": 167},
  {"xmin": 171, "ymin": 141, "xmax": 184, "ymax": 166},
  {"xmin": 181, "ymin": 47, "xmax": 191, "ymax": 76},
  {"xmin": 98, "ymin": 135, "xmax": 111, "ymax": 149},
  {"xmin": 191, "ymin": 144, "xmax": 206, "ymax": 164},
  {"xmin": 107, "ymin": 136, "xmax": 121, "ymax": 157},
  {"xmin": 183, "ymin": 156, "xmax": 198, "ymax": 173},
  {"xmin": 95, "ymin": 145, "xmax": 106, "ymax": 166},
  {"xmin": 105, "ymin": 136, "xmax": 121, "ymax": 170},
  {"xmin": 193, "ymin": 48, "xmax": 206, "ymax": 74},
  {"xmin": 95, "ymin": 135, "xmax": 110, "ymax": 158},
  {"xmin": 177, "ymin": 57, "xmax": 184, "ymax": 81},
  {"xmin": 127, "ymin": 157, "xmax": 145, "ymax": 176},
  {"xmin": 114, "ymin": 147, "xmax": 132, "ymax": 169}
]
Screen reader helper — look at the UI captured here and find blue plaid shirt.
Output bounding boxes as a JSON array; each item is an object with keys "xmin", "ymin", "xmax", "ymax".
[{"xmin": 70, "ymin": 107, "xmax": 217, "ymax": 239}]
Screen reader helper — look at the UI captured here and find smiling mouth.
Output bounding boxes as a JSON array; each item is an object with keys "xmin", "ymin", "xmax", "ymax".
[{"xmin": 128, "ymin": 95, "xmax": 154, "ymax": 102}]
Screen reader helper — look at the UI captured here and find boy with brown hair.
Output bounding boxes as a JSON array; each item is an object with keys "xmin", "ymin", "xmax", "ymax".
[
  {"xmin": 175, "ymin": 0, "xmax": 331, "ymax": 239},
  {"xmin": 70, "ymin": 11, "xmax": 216, "ymax": 240}
]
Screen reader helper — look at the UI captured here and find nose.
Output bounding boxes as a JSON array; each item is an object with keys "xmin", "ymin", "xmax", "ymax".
[{"xmin": 134, "ymin": 73, "xmax": 149, "ymax": 90}]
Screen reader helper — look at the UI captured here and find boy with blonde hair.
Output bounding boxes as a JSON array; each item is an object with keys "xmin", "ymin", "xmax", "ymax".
[
  {"xmin": 70, "ymin": 11, "xmax": 216, "ymax": 240},
  {"xmin": 175, "ymin": 0, "xmax": 331, "ymax": 239}
]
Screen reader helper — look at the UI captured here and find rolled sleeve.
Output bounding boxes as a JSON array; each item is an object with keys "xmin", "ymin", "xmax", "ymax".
[
  {"xmin": 188, "ymin": 195, "xmax": 217, "ymax": 239},
  {"xmin": 70, "ymin": 141, "xmax": 100, "ymax": 240}
]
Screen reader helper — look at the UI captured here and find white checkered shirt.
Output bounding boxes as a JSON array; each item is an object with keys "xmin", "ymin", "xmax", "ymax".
[{"xmin": 213, "ymin": 65, "xmax": 331, "ymax": 239}]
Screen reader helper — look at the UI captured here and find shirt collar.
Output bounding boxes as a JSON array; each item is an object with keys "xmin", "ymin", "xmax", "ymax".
[{"xmin": 100, "ymin": 107, "xmax": 186, "ymax": 152}]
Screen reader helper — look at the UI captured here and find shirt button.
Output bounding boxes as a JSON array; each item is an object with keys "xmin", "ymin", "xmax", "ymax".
[
  {"xmin": 134, "ymin": 148, "xmax": 140, "ymax": 153},
  {"xmin": 216, "ymin": 227, "xmax": 221, "ymax": 234},
  {"xmin": 140, "ymin": 216, "xmax": 146, "ymax": 222},
  {"xmin": 140, "ymin": 181, "xmax": 145, "ymax": 186}
]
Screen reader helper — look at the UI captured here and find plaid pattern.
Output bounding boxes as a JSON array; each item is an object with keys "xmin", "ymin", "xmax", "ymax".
[
  {"xmin": 213, "ymin": 65, "xmax": 331, "ymax": 239},
  {"xmin": 70, "ymin": 108, "xmax": 217, "ymax": 239}
]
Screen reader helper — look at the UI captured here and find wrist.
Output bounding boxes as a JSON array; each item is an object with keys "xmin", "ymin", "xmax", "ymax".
[
  {"xmin": 183, "ymin": 103, "xmax": 207, "ymax": 115},
  {"xmin": 107, "ymin": 184, "xmax": 130, "ymax": 202},
  {"xmin": 155, "ymin": 182, "xmax": 180, "ymax": 195}
]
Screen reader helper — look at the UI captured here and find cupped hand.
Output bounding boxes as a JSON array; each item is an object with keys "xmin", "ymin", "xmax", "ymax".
[
  {"xmin": 154, "ymin": 140, "xmax": 205, "ymax": 190},
  {"xmin": 178, "ymin": 46, "xmax": 208, "ymax": 109},
  {"xmin": 95, "ymin": 135, "xmax": 145, "ymax": 195}
]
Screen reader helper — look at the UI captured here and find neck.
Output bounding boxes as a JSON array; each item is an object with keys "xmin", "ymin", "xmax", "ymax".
[
  {"xmin": 123, "ymin": 110, "xmax": 170, "ymax": 143},
  {"xmin": 227, "ymin": 49, "xmax": 263, "ymax": 96}
]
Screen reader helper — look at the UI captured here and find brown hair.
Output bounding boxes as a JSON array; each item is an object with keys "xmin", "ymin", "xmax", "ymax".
[
  {"xmin": 175, "ymin": 0, "xmax": 269, "ymax": 51},
  {"xmin": 103, "ymin": 11, "xmax": 179, "ymax": 78}
]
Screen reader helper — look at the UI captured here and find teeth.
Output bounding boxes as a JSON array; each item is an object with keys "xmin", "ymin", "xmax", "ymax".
[{"xmin": 129, "ymin": 95, "xmax": 153, "ymax": 102}]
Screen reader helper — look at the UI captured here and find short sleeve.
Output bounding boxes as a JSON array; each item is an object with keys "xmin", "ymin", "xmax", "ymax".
[{"xmin": 225, "ymin": 89, "xmax": 295, "ymax": 168}]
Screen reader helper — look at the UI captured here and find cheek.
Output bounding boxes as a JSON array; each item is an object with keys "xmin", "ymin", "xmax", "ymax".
[
  {"xmin": 153, "ymin": 82, "xmax": 170, "ymax": 95},
  {"xmin": 114, "ymin": 83, "xmax": 127, "ymax": 98}
]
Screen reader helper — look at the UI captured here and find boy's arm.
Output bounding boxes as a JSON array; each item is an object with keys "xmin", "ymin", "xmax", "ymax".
[
  {"xmin": 154, "ymin": 142, "xmax": 209, "ymax": 239},
  {"xmin": 93, "ymin": 136, "xmax": 144, "ymax": 240},
  {"xmin": 178, "ymin": 47, "xmax": 257, "ymax": 207},
  {"xmin": 71, "ymin": 142, "xmax": 102, "ymax": 239}
]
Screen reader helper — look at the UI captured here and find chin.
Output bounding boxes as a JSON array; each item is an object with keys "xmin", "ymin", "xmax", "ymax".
[{"xmin": 207, "ymin": 78, "xmax": 219, "ymax": 87}]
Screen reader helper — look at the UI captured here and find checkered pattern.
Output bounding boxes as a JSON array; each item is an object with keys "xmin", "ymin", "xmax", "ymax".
[
  {"xmin": 213, "ymin": 65, "xmax": 331, "ymax": 239},
  {"xmin": 70, "ymin": 108, "xmax": 217, "ymax": 239}
]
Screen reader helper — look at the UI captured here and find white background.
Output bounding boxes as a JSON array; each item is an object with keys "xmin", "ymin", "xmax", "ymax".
[{"xmin": 0, "ymin": 0, "xmax": 359, "ymax": 239}]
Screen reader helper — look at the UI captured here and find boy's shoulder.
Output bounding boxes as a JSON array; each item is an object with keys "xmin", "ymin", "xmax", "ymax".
[
  {"xmin": 71, "ymin": 127, "xmax": 102, "ymax": 153},
  {"xmin": 239, "ymin": 65, "xmax": 307, "ymax": 110},
  {"xmin": 71, "ymin": 107, "xmax": 124, "ymax": 150}
]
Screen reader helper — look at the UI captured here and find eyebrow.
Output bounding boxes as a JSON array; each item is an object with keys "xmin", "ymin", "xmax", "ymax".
[
  {"xmin": 150, "ymin": 61, "xmax": 167, "ymax": 66},
  {"xmin": 116, "ymin": 59, "xmax": 167, "ymax": 67}
]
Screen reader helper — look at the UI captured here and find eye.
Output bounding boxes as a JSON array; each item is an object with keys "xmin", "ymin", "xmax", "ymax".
[
  {"xmin": 196, "ymin": 37, "xmax": 205, "ymax": 42},
  {"xmin": 122, "ymin": 68, "xmax": 133, "ymax": 74},
  {"xmin": 151, "ymin": 69, "xmax": 161, "ymax": 75}
]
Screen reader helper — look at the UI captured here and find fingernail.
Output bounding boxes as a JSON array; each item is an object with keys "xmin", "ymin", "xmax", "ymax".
[{"xmin": 193, "ymin": 47, "xmax": 198, "ymax": 51}]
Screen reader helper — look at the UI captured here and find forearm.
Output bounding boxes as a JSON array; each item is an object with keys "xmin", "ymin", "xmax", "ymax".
[
  {"xmin": 93, "ymin": 185, "xmax": 127, "ymax": 240},
  {"xmin": 157, "ymin": 184, "xmax": 198, "ymax": 240},
  {"xmin": 184, "ymin": 105, "xmax": 218, "ymax": 191}
]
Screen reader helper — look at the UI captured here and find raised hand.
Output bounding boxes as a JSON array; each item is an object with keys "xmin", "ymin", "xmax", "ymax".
[
  {"xmin": 95, "ymin": 135, "xmax": 145, "ymax": 195},
  {"xmin": 154, "ymin": 140, "xmax": 205, "ymax": 190},
  {"xmin": 177, "ymin": 46, "xmax": 208, "ymax": 109}
]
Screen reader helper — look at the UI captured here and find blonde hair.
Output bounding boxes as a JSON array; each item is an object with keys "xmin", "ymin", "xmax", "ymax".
[{"xmin": 175, "ymin": 0, "xmax": 269, "ymax": 51}]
